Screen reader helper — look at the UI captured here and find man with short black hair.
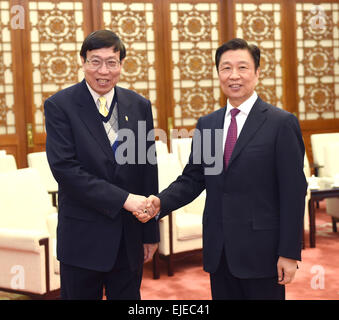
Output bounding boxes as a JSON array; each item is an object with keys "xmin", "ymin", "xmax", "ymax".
[
  {"xmin": 45, "ymin": 30, "xmax": 159, "ymax": 300},
  {"xmin": 136, "ymin": 38, "xmax": 307, "ymax": 300}
]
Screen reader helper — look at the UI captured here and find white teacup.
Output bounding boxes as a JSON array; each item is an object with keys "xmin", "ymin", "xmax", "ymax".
[
  {"xmin": 308, "ymin": 175, "xmax": 319, "ymax": 190},
  {"xmin": 333, "ymin": 174, "xmax": 339, "ymax": 187}
]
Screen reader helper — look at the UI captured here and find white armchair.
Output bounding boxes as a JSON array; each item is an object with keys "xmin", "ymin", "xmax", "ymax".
[
  {"xmin": 27, "ymin": 152, "xmax": 58, "ymax": 208},
  {"xmin": 310, "ymin": 132, "xmax": 339, "ymax": 177},
  {"xmin": 155, "ymin": 140, "xmax": 169, "ymax": 156},
  {"xmin": 303, "ymin": 153, "xmax": 311, "ymax": 248},
  {"xmin": 323, "ymin": 142, "xmax": 339, "ymax": 232},
  {"xmin": 153, "ymin": 153, "xmax": 204, "ymax": 278},
  {"xmin": 304, "ymin": 153, "xmax": 311, "ymax": 224},
  {"xmin": 310, "ymin": 133, "xmax": 339, "ymax": 232},
  {"xmin": 171, "ymin": 138, "xmax": 192, "ymax": 169},
  {"xmin": 0, "ymin": 154, "xmax": 17, "ymax": 172},
  {"xmin": 0, "ymin": 168, "xmax": 60, "ymax": 298}
]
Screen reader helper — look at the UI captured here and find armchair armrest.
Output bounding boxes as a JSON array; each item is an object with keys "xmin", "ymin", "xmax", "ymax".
[
  {"xmin": 46, "ymin": 213, "xmax": 58, "ymax": 239},
  {"xmin": 183, "ymin": 195, "xmax": 205, "ymax": 215},
  {"xmin": 310, "ymin": 163, "xmax": 323, "ymax": 176},
  {"xmin": 0, "ymin": 228, "xmax": 50, "ymax": 253},
  {"xmin": 48, "ymin": 190, "xmax": 58, "ymax": 208}
]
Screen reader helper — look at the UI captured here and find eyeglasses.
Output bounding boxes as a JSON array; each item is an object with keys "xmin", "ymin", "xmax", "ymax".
[{"xmin": 86, "ymin": 58, "xmax": 121, "ymax": 70}]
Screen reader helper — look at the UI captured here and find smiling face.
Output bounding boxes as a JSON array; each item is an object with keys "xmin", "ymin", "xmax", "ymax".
[
  {"xmin": 218, "ymin": 49, "xmax": 260, "ymax": 107},
  {"xmin": 81, "ymin": 46, "xmax": 123, "ymax": 95}
]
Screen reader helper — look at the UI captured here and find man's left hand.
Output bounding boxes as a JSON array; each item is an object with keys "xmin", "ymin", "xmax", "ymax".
[
  {"xmin": 277, "ymin": 256, "xmax": 298, "ymax": 285},
  {"xmin": 143, "ymin": 243, "xmax": 158, "ymax": 263}
]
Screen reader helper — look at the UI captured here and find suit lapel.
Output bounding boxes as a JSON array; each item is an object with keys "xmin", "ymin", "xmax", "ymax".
[
  {"xmin": 227, "ymin": 97, "xmax": 267, "ymax": 168},
  {"xmin": 212, "ymin": 107, "xmax": 227, "ymax": 163},
  {"xmin": 115, "ymin": 86, "xmax": 134, "ymax": 132},
  {"xmin": 75, "ymin": 80, "xmax": 115, "ymax": 162},
  {"xmin": 115, "ymin": 86, "xmax": 139, "ymax": 166},
  {"xmin": 206, "ymin": 107, "xmax": 226, "ymax": 188}
]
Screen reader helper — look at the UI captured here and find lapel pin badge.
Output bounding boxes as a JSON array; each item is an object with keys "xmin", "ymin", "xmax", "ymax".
[{"xmin": 125, "ymin": 115, "xmax": 128, "ymax": 122}]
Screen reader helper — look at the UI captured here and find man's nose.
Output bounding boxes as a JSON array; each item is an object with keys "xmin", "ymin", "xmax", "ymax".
[
  {"xmin": 97, "ymin": 62, "xmax": 110, "ymax": 73},
  {"xmin": 229, "ymin": 69, "xmax": 240, "ymax": 79}
]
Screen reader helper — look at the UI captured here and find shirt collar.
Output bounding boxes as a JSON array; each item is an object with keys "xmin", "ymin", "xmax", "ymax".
[
  {"xmin": 226, "ymin": 91, "xmax": 258, "ymax": 116},
  {"xmin": 85, "ymin": 81, "xmax": 115, "ymax": 109}
]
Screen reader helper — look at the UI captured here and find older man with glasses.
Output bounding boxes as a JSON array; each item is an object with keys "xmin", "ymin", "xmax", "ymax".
[{"xmin": 44, "ymin": 30, "xmax": 159, "ymax": 300}]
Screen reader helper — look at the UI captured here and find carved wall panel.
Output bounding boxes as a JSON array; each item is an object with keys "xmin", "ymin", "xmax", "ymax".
[
  {"xmin": 102, "ymin": 1, "xmax": 158, "ymax": 127},
  {"xmin": 235, "ymin": 2, "xmax": 283, "ymax": 109},
  {"xmin": 0, "ymin": 1, "xmax": 15, "ymax": 135},
  {"xmin": 29, "ymin": 1, "xmax": 84, "ymax": 133},
  {"xmin": 296, "ymin": 3, "xmax": 339, "ymax": 120},
  {"xmin": 170, "ymin": 2, "xmax": 220, "ymax": 127}
]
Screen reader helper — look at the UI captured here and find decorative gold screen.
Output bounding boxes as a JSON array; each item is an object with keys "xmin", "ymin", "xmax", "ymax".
[
  {"xmin": 29, "ymin": 1, "xmax": 84, "ymax": 133},
  {"xmin": 0, "ymin": 1, "xmax": 15, "ymax": 135},
  {"xmin": 170, "ymin": 2, "xmax": 220, "ymax": 127},
  {"xmin": 296, "ymin": 3, "xmax": 339, "ymax": 120},
  {"xmin": 102, "ymin": 1, "xmax": 158, "ymax": 127},
  {"xmin": 235, "ymin": 2, "xmax": 283, "ymax": 109}
]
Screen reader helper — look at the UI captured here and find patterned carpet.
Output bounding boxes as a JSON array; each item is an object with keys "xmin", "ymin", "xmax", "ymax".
[
  {"xmin": 141, "ymin": 201, "xmax": 339, "ymax": 300},
  {"xmin": 0, "ymin": 292, "xmax": 31, "ymax": 300},
  {"xmin": 1, "ymin": 201, "xmax": 338, "ymax": 300}
]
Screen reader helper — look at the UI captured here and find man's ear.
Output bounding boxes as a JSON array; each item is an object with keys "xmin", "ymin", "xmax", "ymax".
[
  {"xmin": 255, "ymin": 67, "xmax": 260, "ymax": 85},
  {"xmin": 119, "ymin": 58, "xmax": 125, "ymax": 68},
  {"xmin": 80, "ymin": 56, "xmax": 86, "ymax": 70}
]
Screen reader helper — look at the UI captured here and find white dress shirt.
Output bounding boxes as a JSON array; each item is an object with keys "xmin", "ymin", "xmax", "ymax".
[
  {"xmin": 86, "ymin": 82, "xmax": 115, "ymax": 111},
  {"xmin": 222, "ymin": 91, "xmax": 258, "ymax": 152}
]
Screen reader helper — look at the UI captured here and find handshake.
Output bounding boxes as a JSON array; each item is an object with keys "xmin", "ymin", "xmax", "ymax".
[{"xmin": 123, "ymin": 193, "xmax": 161, "ymax": 223}]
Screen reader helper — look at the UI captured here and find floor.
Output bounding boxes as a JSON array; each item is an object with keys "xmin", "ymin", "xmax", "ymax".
[{"xmin": 1, "ymin": 201, "xmax": 338, "ymax": 300}]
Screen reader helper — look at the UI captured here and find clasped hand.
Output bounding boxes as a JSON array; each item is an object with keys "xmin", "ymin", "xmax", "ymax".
[{"xmin": 123, "ymin": 194, "xmax": 160, "ymax": 223}]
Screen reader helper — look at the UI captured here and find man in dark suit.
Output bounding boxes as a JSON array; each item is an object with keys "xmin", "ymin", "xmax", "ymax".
[
  {"xmin": 44, "ymin": 30, "xmax": 159, "ymax": 300},
  {"xmin": 135, "ymin": 38, "xmax": 307, "ymax": 300}
]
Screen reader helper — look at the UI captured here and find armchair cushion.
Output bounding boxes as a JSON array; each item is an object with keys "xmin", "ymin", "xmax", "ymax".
[
  {"xmin": 0, "ymin": 168, "xmax": 59, "ymax": 295},
  {"xmin": 27, "ymin": 152, "xmax": 58, "ymax": 193},
  {"xmin": 171, "ymin": 138, "xmax": 192, "ymax": 169},
  {"xmin": 155, "ymin": 140, "xmax": 169, "ymax": 156},
  {"xmin": 323, "ymin": 142, "xmax": 339, "ymax": 178},
  {"xmin": 0, "ymin": 168, "xmax": 56, "ymax": 230},
  {"xmin": 175, "ymin": 211, "xmax": 202, "ymax": 241},
  {"xmin": 323, "ymin": 142, "xmax": 339, "ymax": 219},
  {"xmin": 0, "ymin": 154, "xmax": 17, "ymax": 172},
  {"xmin": 310, "ymin": 133, "xmax": 339, "ymax": 176},
  {"xmin": 0, "ymin": 229, "xmax": 49, "ymax": 253},
  {"xmin": 46, "ymin": 213, "xmax": 59, "ymax": 274}
]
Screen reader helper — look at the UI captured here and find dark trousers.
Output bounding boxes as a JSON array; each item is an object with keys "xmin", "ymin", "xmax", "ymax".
[
  {"xmin": 210, "ymin": 250, "xmax": 285, "ymax": 300},
  {"xmin": 60, "ymin": 239, "xmax": 143, "ymax": 300}
]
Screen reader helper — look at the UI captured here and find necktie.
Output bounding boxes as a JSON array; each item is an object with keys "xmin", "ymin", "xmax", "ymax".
[
  {"xmin": 224, "ymin": 108, "xmax": 240, "ymax": 168},
  {"xmin": 98, "ymin": 96, "xmax": 108, "ymax": 117}
]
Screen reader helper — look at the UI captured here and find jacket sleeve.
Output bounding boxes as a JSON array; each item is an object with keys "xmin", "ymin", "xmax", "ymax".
[
  {"xmin": 158, "ymin": 118, "xmax": 206, "ymax": 219},
  {"xmin": 44, "ymin": 98, "xmax": 129, "ymax": 220},
  {"xmin": 275, "ymin": 114, "xmax": 307, "ymax": 260}
]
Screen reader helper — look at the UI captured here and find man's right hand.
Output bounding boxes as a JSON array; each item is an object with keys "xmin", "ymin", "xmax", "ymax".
[
  {"xmin": 132, "ymin": 195, "xmax": 160, "ymax": 223},
  {"xmin": 123, "ymin": 193, "xmax": 148, "ymax": 214}
]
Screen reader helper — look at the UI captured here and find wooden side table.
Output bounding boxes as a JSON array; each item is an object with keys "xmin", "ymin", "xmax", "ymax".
[{"xmin": 308, "ymin": 188, "xmax": 339, "ymax": 248}]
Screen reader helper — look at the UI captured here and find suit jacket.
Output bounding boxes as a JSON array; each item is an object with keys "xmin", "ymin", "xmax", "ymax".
[
  {"xmin": 158, "ymin": 97, "xmax": 307, "ymax": 279},
  {"xmin": 44, "ymin": 79, "xmax": 159, "ymax": 272}
]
